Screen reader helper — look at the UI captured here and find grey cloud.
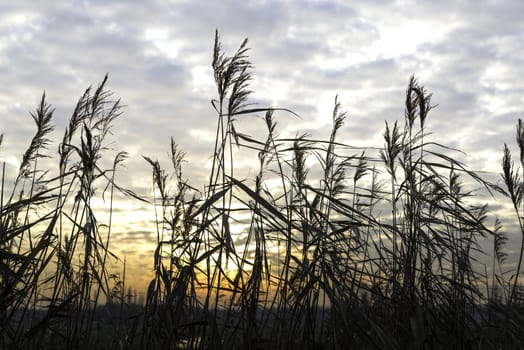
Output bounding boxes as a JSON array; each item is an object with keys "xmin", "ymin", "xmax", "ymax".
[{"xmin": 1, "ymin": 0, "xmax": 523, "ymax": 290}]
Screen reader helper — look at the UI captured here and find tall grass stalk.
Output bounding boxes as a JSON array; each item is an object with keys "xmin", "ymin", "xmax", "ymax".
[{"xmin": 3, "ymin": 32, "xmax": 524, "ymax": 349}]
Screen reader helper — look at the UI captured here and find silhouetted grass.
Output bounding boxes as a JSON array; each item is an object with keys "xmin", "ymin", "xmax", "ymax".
[{"xmin": 2, "ymin": 31, "xmax": 524, "ymax": 349}]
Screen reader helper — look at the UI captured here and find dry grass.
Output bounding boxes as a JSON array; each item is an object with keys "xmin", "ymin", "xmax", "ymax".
[{"xmin": 2, "ymin": 32, "xmax": 524, "ymax": 349}]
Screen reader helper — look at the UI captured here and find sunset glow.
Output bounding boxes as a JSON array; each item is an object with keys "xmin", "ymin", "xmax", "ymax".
[{"xmin": 2, "ymin": 1, "xmax": 524, "ymax": 349}]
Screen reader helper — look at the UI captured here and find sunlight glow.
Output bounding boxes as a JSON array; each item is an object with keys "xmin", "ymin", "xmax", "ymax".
[
  {"xmin": 479, "ymin": 62, "xmax": 521, "ymax": 115},
  {"xmin": 188, "ymin": 128, "xmax": 215, "ymax": 143},
  {"xmin": 144, "ymin": 27, "xmax": 181, "ymax": 59},
  {"xmin": 4, "ymin": 12, "xmax": 41, "ymax": 42},
  {"xmin": 0, "ymin": 155, "xmax": 21, "ymax": 169},
  {"xmin": 371, "ymin": 23, "xmax": 431, "ymax": 58},
  {"xmin": 191, "ymin": 65, "xmax": 214, "ymax": 92}
]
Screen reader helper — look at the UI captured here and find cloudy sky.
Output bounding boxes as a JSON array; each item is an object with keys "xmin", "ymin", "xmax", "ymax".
[{"xmin": 1, "ymin": 0, "xmax": 523, "ymax": 292}]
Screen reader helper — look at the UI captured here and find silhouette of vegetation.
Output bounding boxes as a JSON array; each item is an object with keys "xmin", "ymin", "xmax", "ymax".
[{"xmin": 1, "ymin": 31, "xmax": 524, "ymax": 349}]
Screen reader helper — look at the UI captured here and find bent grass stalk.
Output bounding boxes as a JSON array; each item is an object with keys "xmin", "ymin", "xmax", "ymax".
[{"xmin": 2, "ymin": 32, "xmax": 524, "ymax": 350}]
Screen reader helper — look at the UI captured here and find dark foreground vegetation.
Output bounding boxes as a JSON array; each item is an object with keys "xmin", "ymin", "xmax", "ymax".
[{"xmin": 2, "ymin": 32, "xmax": 524, "ymax": 349}]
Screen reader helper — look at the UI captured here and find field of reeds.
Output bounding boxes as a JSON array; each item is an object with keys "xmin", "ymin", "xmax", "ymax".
[{"xmin": 2, "ymin": 32, "xmax": 524, "ymax": 349}]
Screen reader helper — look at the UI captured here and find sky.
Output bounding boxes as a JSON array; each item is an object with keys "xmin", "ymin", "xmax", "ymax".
[{"xmin": 0, "ymin": 0, "xmax": 523, "ymax": 294}]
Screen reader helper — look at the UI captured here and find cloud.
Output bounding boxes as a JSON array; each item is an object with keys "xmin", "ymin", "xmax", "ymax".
[{"xmin": 1, "ymin": 0, "xmax": 523, "ymax": 292}]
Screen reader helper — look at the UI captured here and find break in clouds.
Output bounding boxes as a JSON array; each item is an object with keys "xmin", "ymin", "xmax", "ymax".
[{"xmin": 0, "ymin": 1, "xmax": 522, "ymax": 182}]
